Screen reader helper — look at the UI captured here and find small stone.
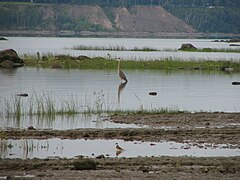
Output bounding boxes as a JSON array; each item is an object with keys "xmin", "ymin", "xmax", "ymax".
[
  {"xmin": 96, "ymin": 154, "xmax": 105, "ymax": 159},
  {"xmin": 28, "ymin": 126, "xmax": 36, "ymax": 130},
  {"xmin": 149, "ymin": 92, "xmax": 157, "ymax": 96}
]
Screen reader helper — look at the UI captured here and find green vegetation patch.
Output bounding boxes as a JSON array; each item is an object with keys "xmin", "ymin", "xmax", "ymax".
[
  {"xmin": 23, "ymin": 54, "xmax": 240, "ymax": 72},
  {"xmin": 180, "ymin": 47, "xmax": 240, "ymax": 53}
]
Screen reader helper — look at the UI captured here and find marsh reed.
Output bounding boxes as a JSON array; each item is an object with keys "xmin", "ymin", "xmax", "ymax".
[{"xmin": 0, "ymin": 90, "xmax": 183, "ymax": 122}]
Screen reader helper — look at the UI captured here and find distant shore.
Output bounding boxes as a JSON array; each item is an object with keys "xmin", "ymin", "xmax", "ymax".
[{"xmin": 1, "ymin": 30, "xmax": 240, "ymax": 39}]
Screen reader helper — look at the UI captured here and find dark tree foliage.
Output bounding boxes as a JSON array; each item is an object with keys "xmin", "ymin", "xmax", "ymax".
[{"xmin": 0, "ymin": 0, "xmax": 239, "ymax": 7}]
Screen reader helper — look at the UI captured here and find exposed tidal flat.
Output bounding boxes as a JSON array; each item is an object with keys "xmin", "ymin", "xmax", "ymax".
[{"xmin": 1, "ymin": 37, "xmax": 240, "ymax": 179}]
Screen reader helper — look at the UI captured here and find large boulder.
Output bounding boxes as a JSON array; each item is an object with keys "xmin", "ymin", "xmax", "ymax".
[
  {"xmin": 0, "ymin": 49, "xmax": 24, "ymax": 68},
  {"xmin": 178, "ymin": 43, "xmax": 197, "ymax": 51}
]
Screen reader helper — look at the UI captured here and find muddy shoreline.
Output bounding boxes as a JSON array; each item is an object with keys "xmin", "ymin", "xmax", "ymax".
[
  {"xmin": 1, "ymin": 156, "xmax": 240, "ymax": 179},
  {"xmin": 1, "ymin": 112, "xmax": 240, "ymax": 179}
]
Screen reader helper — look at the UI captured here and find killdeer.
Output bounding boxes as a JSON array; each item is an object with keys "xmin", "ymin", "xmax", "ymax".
[{"xmin": 115, "ymin": 143, "xmax": 124, "ymax": 151}]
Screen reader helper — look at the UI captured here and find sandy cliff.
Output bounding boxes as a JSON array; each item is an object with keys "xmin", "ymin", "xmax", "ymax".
[{"xmin": 113, "ymin": 6, "xmax": 195, "ymax": 33}]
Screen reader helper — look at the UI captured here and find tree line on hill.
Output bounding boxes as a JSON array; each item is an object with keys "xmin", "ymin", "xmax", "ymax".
[
  {"xmin": 1, "ymin": 0, "xmax": 240, "ymax": 8},
  {"xmin": 0, "ymin": 0, "xmax": 239, "ymax": 34}
]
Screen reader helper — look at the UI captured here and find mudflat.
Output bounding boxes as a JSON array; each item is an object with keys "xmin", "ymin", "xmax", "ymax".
[{"xmin": 0, "ymin": 112, "xmax": 239, "ymax": 179}]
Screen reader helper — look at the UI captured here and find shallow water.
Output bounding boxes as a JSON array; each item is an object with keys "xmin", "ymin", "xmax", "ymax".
[
  {"xmin": 0, "ymin": 114, "xmax": 141, "ymax": 130},
  {"xmin": 1, "ymin": 67, "xmax": 239, "ymax": 111},
  {"xmin": 1, "ymin": 67, "xmax": 240, "ymax": 130},
  {"xmin": 1, "ymin": 138, "xmax": 239, "ymax": 159},
  {"xmin": 1, "ymin": 37, "xmax": 240, "ymax": 61}
]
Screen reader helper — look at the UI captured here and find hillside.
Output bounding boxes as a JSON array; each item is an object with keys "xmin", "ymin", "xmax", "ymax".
[
  {"xmin": 0, "ymin": 3, "xmax": 194, "ymax": 33},
  {"xmin": 0, "ymin": 2, "xmax": 239, "ymax": 38},
  {"xmin": 165, "ymin": 6, "xmax": 240, "ymax": 34},
  {"xmin": 113, "ymin": 6, "xmax": 194, "ymax": 33}
]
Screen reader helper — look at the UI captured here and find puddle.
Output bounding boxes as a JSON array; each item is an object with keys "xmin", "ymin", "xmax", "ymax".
[
  {"xmin": 1, "ymin": 138, "xmax": 239, "ymax": 159},
  {"xmin": 0, "ymin": 114, "xmax": 143, "ymax": 130},
  {"xmin": 0, "ymin": 175, "xmax": 35, "ymax": 179}
]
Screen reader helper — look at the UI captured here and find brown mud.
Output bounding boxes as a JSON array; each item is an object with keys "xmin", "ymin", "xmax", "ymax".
[{"xmin": 0, "ymin": 112, "xmax": 240, "ymax": 179}]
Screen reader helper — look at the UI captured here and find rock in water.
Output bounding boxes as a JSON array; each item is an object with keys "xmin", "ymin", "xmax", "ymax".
[
  {"xmin": 178, "ymin": 43, "xmax": 197, "ymax": 51},
  {"xmin": 149, "ymin": 92, "xmax": 157, "ymax": 96},
  {"xmin": 232, "ymin": 82, "xmax": 240, "ymax": 85},
  {"xmin": 0, "ymin": 49, "xmax": 24, "ymax": 68}
]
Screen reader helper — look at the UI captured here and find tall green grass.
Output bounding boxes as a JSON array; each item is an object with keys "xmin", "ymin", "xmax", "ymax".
[{"xmin": 0, "ymin": 91, "xmax": 184, "ymax": 121}]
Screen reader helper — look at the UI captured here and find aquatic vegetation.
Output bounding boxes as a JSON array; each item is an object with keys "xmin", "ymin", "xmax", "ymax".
[
  {"xmin": 71, "ymin": 45, "xmax": 240, "ymax": 53},
  {"xmin": 180, "ymin": 47, "xmax": 240, "ymax": 53},
  {"xmin": 106, "ymin": 107, "xmax": 184, "ymax": 116},
  {"xmin": 82, "ymin": 90, "xmax": 115, "ymax": 114},
  {"xmin": 23, "ymin": 54, "xmax": 240, "ymax": 72},
  {"xmin": 71, "ymin": 45, "xmax": 159, "ymax": 51},
  {"xmin": 0, "ymin": 91, "xmax": 184, "ymax": 121},
  {"xmin": 72, "ymin": 45, "xmax": 127, "ymax": 51}
]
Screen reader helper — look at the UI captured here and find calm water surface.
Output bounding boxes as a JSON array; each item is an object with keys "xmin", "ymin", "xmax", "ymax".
[
  {"xmin": 1, "ymin": 67, "xmax": 240, "ymax": 129},
  {"xmin": 0, "ymin": 37, "xmax": 240, "ymax": 61},
  {"xmin": 0, "ymin": 114, "xmax": 141, "ymax": 130},
  {"xmin": 1, "ymin": 67, "xmax": 239, "ymax": 112},
  {"xmin": 1, "ymin": 138, "xmax": 239, "ymax": 159},
  {"xmin": 0, "ymin": 67, "xmax": 240, "ymax": 112}
]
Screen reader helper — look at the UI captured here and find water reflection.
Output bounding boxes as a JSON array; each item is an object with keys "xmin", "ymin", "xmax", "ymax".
[
  {"xmin": 118, "ymin": 81, "xmax": 127, "ymax": 105},
  {"xmin": 116, "ymin": 149, "xmax": 123, "ymax": 157},
  {"xmin": 0, "ymin": 114, "xmax": 141, "ymax": 130},
  {"xmin": 0, "ymin": 67, "xmax": 18, "ymax": 76},
  {"xmin": 1, "ymin": 138, "xmax": 239, "ymax": 159}
]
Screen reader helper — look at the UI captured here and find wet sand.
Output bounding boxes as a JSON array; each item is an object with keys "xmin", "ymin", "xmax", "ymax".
[{"xmin": 0, "ymin": 112, "xmax": 240, "ymax": 179}]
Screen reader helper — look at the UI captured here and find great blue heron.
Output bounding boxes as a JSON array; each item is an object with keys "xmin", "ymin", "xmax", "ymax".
[{"xmin": 117, "ymin": 58, "xmax": 128, "ymax": 82}]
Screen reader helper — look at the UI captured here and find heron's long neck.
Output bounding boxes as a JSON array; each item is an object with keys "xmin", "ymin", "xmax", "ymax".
[{"xmin": 118, "ymin": 60, "xmax": 120, "ymax": 73}]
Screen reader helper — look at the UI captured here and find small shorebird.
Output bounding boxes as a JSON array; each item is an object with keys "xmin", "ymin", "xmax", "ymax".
[{"xmin": 115, "ymin": 143, "xmax": 124, "ymax": 151}]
